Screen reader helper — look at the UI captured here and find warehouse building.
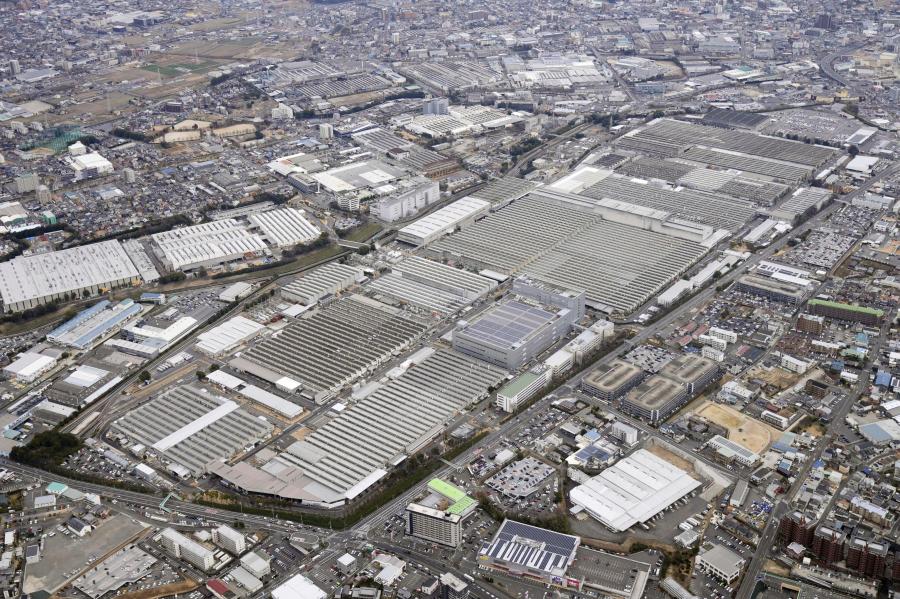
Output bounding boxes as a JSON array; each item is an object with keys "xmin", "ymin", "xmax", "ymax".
[
  {"xmin": 47, "ymin": 299, "xmax": 143, "ymax": 350},
  {"xmin": 0, "ymin": 240, "xmax": 141, "ymax": 313},
  {"xmin": 247, "ymin": 207, "xmax": 320, "ymax": 248},
  {"xmin": 230, "ymin": 295, "xmax": 429, "ymax": 402},
  {"xmin": 195, "ymin": 316, "xmax": 266, "ymax": 356},
  {"xmin": 468, "ymin": 177, "xmax": 540, "ymax": 210},
  {"xmin": 152, "ymin": 220, "xmax": 269, "ymax": 271},
  {"xmin": 405, "ymin": 479, "xmax": 477, "ymax": 547},
  {"xmin": 452, "ymin": 299, "xmax": 576, "ymax": 370},
  {"xmin": 3, "ymin": 352, "xmax": 57, "ymax": 383},
  {"xmin": 582, "ymin": 360, "xmax": 644, "ymax": 401},
  {"xmin": 478, "ymin": 519, "xmax": 580, "ymax": 587},
  {"xmin": 280, "ymin": 263, "xmax": 364, "ymax": 306},
  {"xmin": 159, "ymin": 528, "xmax": 214, "ymax": 572},
  {"xmin": 111, "ymin": 386, "xmax": 274, "ymax": 476},
  {"xmin": 213, "ymin": 349, "xmax": 504, "ymax": 506},
  {"xmin": 371, "ymin": 178, "xmax": 440, "ymax": 222},
  {"xmin": 569, "ymin": 449, "xmax": 701, "ymax": 532},
  {"xmin": 397, "ymin": 197, "xmax": 490, "ymax": 246}
]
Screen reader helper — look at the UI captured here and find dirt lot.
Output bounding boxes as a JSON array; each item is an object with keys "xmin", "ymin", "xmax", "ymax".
[
  {"xmin": 695, "ymin": 401, "xmax": 777, "ymax": 453},
  {"xmin": 645, "ymin": 443, "xmax": 696, "ymax": 476}
]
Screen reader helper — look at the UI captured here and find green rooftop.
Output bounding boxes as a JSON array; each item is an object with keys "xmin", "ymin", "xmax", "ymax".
[
  {"xmin": 808, "ymin": 299, "xmax": 884, "ymax": 318},
  {"xmin": 428, "ymin": 478, "xmax": 476, "ymax": 516},
  {"xmin": 498, "ymin": 371, "xmax": 544, "ymax": 398}
]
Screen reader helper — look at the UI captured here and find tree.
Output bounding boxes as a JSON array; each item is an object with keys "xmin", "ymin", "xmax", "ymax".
[
  {"xmin": 138, "ymin": 370, "xmax": 151, "ymax": 383},
  {"xmin": 848, "ymin": 144, "xmax": 859, "ymax": 156}
]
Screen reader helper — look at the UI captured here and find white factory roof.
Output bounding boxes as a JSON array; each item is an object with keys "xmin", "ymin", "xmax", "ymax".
[
  {"xmin": 397, "ymin": 196, "xmax": 489, "ymax": 245},
  {"xmin": 248, "ymin": 207, "xmax": 320, "ymax": 248},
  {"xmin": 272, "ymin": 573, "xmax": 327, "ymax": 599},
  {"xmin": 195, "ymin": 316, "xmax": 266, "ymax": 355},
  {"xmin": 845, "ymin": 155, "xmax": 879, "ymax": 173},
  {"xmin": 0, "ymin": 240, "xmax": 140, "ymax": 308},
  {"xmin": 3, "ymin": 352, "xmax": 56, "ymax": 379},
  {"xmin": 205, "ymin": 369, "xmax": 302, "ymax": 418},
  {"xmin": 152, "ymin": 399, "xmax": 239, "ymax": 452},
  {"xmin": 152, "ymin": 220, "xmax": 268, "ymax": 271},
  {"xmin": 548, "ymin": 166, "xmax": 612, "ymax": 194},
  {"xmin": 570, "ymin": 448, "xmax": 701, "ymax": 532},
  {"xmin": 127, "ymin": 316, "xmax": 197, "ymax": 343},
  {"xmin": 70, "ymin": 152, "xmax": 113, "ymax": 172},
  {"xmin": 63, "ymin": 365, "xmax": 109, "ymax": 388}
]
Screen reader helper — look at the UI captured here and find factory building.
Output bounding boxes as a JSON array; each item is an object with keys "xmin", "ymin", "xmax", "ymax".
[
  {"xmin": 152, "ymin": 220, "xmax": 269, "ymax": 271},
  {"xmin": 111, "ymin": 386, "xmax": 273, "ymax": 476},
  {"xmin": 570, "ymin": 449, "xmax": 701, "ymax": 532},
  {"xmin": 213, "ymin": 350, "xmax": 505, "ymax": 506},
  {"xmin": 0, "ymin": 240, "xmax": 141, "ymax": 313},
  {"xmin": 478, "ymin": 520, "xmax": 580, "ymax": 587},
  {"xmin": 212, "ymin": 524, "xmax": 246, "ymax": 555},
  {"xmin": 397, "ymin": 197, "xmax": 490, "ymax": 246},
  {"xmin": 159, "ymin": 528, "xmax": 215, "ymax": 572},
  {"xmin": 368, "ymin": 257, "xmax": 497, "ymax": 316},
  {"xmin": 453, "ymin": 299, "xmax": 576, "ymax": 370},
  {"xmin": 247, "ymin": 207, "xmax": 321, "ymax": 248},
  {"xmin": 280, "ymin": 263, "xmax": 364, "ymax": 306},
  {"xmin": 47, "ymin": 299, "xmax": 143, "ymax": 350},
  {"xmin": 428, "ymin": 192, "xmax": 709, "ymax": 315},
  {"xmin": 230, "ymin": 295, "xmax": 429, "ymax": 402},
  {"xmin": 581, "ymin": 360, "xmax": 644, "ymax": 402}
]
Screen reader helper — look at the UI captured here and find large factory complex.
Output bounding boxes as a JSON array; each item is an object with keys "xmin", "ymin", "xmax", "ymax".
[{"xmin": 8, "ymin": 116, "xmax": 849, "ymax": 517}]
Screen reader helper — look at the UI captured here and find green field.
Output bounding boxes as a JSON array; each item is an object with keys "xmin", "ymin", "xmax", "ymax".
[
  {"xmin": 141, "ymin": 61, "xmax": 221, "ymax": 78},
  {"xmin": 340, "ymin": 222, "xmax": 383, "ymax": 243}
]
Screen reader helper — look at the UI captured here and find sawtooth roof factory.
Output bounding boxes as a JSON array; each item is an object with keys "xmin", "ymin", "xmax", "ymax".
[
  {"xmin": 229, "ymin": 295, "xmax": 430, "ymax": 403},
  {"xmin": 427, "ymin": 189, "xmax": 711, "ymax": 315},
  {"xmin": 110, "ymin": 385, "xmax": 274, "ymax": 476},
  {"xmin": 213, "ymin": 349, "xmax": 505, "ymax": 506}
]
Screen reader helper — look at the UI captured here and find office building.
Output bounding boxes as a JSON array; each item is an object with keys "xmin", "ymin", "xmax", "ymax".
[
  {"xmin": 695, "ymin": 543, "xmax": 744, "ymax": 584},
  {"xmin": 733, "ymin": 274, "xmax": 810, "ymax": 305},
  {"xmin": 706, "ymin": 435, "xmax": 760, "ymax": 467}
]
